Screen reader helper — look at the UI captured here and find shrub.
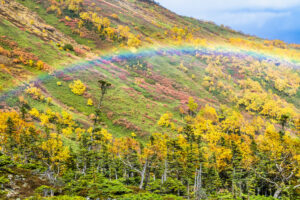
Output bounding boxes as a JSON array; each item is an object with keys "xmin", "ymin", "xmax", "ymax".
[
  {"xmin": 87, "ymin": 98, "xmax": 93, "ymax": 106},
  {"xmin": 63, "ymin": 44, "xmax": 74, "ymax": 51},
  {"xmin": 64, "ymin": 176, "xmax": 131, "ymax": 199},
  {"xmin": 29, "ymin": 108, "xmax": 40, "ymax": 118},
  {"xmin": 35, "ymin": 185, "xmax": 55, "ymax": 197},
  {"xmin": 36, "ymin": 60, "xmax": 44, "ymax": 70},
  {"xmin": 69, "ymin": 80, "xmax": 86, "ymax": 95},
  {"xmin": 120, "ymin": 193, "xmax": 184, "ymax": 200},
  {"xmin": 46, "ymin": 97, "xmax": 53, "ymax": 105},
  {"xmin": 111, "ymin": 13, "xmax": 119, "ymax": 20},
  {"xmin": 26, "ymin": 85, "xmax": 44, "ymax": 100}
]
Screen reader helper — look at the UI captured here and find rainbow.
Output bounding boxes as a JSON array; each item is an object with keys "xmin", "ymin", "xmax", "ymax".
[{"xmin": 0, "ymin": 43, "xmax": 299, "ymax": 102}]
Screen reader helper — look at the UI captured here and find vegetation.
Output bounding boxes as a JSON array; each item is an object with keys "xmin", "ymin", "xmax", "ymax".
[{"xmin": 0, "ymin": 0, "xmax": 299, "ymax": 199}]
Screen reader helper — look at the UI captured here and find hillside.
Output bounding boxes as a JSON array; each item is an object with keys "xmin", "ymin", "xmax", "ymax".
[{"xmin": 0, "ymin": 0, "xmax": 299, "ymax": 199}]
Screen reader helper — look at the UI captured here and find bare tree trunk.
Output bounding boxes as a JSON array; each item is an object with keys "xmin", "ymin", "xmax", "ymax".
[
  {"xmin": 273, "ymin": 188, "xmax": 282, "ymax": 199},
  {"xmin": 232, "ymin": 167, "xmax": 236, "ymax": 199},
  {"xmin": 194, "ymin": 164, "xmax": 205, "ymax": 200},
  {"xmin": 187, "ymin": 181, "xmax": 190, "ymax": 200},
  {"xmin": 162, "ymin": 159, "xmax": 167, "ymax": 184},
  {"xmin": 139, "ymin": 160, "xmax": 148, "ymax": 189}
]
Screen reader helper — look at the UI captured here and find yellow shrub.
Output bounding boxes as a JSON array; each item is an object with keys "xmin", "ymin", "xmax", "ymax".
[
  {"xmin": 46, "ymin": 97, "xmax": 53, "ymax": 105},
  {"xmin": 25, "ymin": 85, "xmax": 44, "ymax": 100},
  {"xmin": 87, "ymin": 98, "xmax": 93, "ymax": 106},
  {"xmin": 69, "ymin": 80, "xmax": 86, "ymax": 95},
  {"xmin": 127, "ymin": 34, "xmax": 141, "ymax": 48},
  {"xmin": 29, "ymin": 108, "xmax": 40, "ymax": 118},
  {"xmin": 65, "ymin": 16, "xmax": 71, "ymax": 21},
  {"xmin": 111, "ymin": 13, "xmax": 119, "ymax": 20},
  {"xmin": 36, "ymin": 60, "xmax": 44, "ymax": 70},
  {"xmin": 158, "ymin": 112, "xmax": 173, "ymax": 127}
]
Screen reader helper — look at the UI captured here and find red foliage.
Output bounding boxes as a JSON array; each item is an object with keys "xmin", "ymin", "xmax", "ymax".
[
  {"xmin": 0, "ymin": 37, "xmax": 18, "ymax": 48},
  {"xmin": 12, "ymin": 49, "xmax": 39, "ymax": 61},
  {"xmin": 63, "ymin": 76, "xmax": 73, "ymax": 81},
  {"xmin": 107, "ymin": 112, "xmax": 114, "ymax": 119},
  {"xmin": 113, "ymin": 118, "xmax": 141, "ymax": 132},
  {"xmin": 118, "ymin": 74, "xmax": 127, "ymax": 80},
  {"xmin": 74, "ymin": 47, "xmax": 86, "ymax": 55},
  {"xmin": 55, "ymin": 71, "xmax": 66, "ymax": 79},
  {"xmin": 143, "ymin": 114, "xmax": 155, "ymax": 122},
  {"xmin": 59, "ymin": 18, "xmax": 79, "ymax": 29}
]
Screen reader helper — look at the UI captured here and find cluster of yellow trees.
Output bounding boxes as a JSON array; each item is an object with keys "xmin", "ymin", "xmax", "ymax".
[
  {"xmin": 46, "ymin": 0, "xmax": 83, "ymax": 16},
  {"xmin": 0, "ymin": 98, "xmax": 298, "ymax": 198},
  {"xmin": 78, "ymin": 11, "xmax": 141, "ymax": 48},
  {"xmin": 229, "ymin": 37, "xmax": 300, "ymax": 62},
  {"xmin": 195, "ymin": 52, "xmax": 298, "ymax": 126},
  {"xmin": 165, "ymin": 27, "xmax": 207, "ymax": 46}
]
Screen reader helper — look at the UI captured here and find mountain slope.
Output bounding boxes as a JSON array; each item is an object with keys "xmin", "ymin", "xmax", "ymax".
[{"xmin": 0, "ymin": 0, "xmax": 299, "ymax": 199}]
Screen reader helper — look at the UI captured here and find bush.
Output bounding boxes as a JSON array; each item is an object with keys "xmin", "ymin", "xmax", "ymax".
[
  {"xmin": 64, "ymin": 176, "xmax": 132, "ymax": 199},
  {"xmin": 145, "ymin": 78, "xmax": 156, "ymax": 85},
  {"xmin": 63, "ymin": 44, "xmax": 74, "ymax": 51},
  {"xmin": 0, "ymin": 153, "xmax": 13, "ymax": 170},
  {"xmin": 87, "ymin": 98, "xmax": 93, "ymax": 106},
  {"xmin": 161, "ymin": 178, "xmax": 186, "ymax": 195},
  {"xmin": 35, "ymin": 185, "xmax": 55, "ymax": 197},
  {"xmin": 46, "ymin": 196, "xmax": 86, "ymax": 200},
  {"xmin": 69, "ymin": 80, "xmax": 86, "ymax": 95},
  {"xmin": 250, "ymin": 195, "xmax": 277, "ymax": 200},
  {"xmin": 119, "ymin": 193, "xmax": 184, "ymax": 200}
]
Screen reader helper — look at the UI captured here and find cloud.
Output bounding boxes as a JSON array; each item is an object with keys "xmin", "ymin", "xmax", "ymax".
[
  {"xmin": 157, "ymin": 0, "xmax": 300, "ymax": 12},
  {"xmin": 156, "ymin": 0, "xmax": 299, "ymax": 28},
  {"xmin": 199, "ymin": 11, "xmax": 291, "ymax": 27},
  {"xmin": 156, "ymin": 0, "xmax": 300, "ymax": 43}
]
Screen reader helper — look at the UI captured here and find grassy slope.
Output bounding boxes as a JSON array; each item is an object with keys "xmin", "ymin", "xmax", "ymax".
[
  {"xmin": 1, "ymin": 0, "xmax": 299, "ymax": 140},
  {"xmin": 0, "ymin": 19, "xmax": 67, "ymax": 66}
]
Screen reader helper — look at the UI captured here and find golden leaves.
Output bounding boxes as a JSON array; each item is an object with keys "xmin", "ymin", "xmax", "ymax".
[{"xmin": 69, "ymin": 79, "xmax": 86, "ymax": 95}]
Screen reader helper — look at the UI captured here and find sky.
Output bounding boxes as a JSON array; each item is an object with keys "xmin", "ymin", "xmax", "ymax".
[{"xmin": 156, "ymin": 0, "xmax": 300, "ymax": 44}]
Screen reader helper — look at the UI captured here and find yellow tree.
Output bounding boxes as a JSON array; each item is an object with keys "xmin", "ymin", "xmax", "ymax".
[
  {"xmin": 188, "ymin": 97, "xmax": 198, "ymax": 116},
  {"xmin": 41, "ymin": 133, "xmax": 70, "ymax": 183},
  {"xmin": 146, "ymin": 133, "xmax": 168, "ymax": 183},
  {"xmin": 157, "ymin": 112, "xmax": 173, "ymax": 128},
  {"xmin": 0, "ymin": 111, "xmax": 39, "ymax": 162},
  {"xmin": 256, "ymin": 124, "xmax": 300, "ymax": 198},
  {"xmin": 113, "ymin": 136, "xmax": 148, "ymax": 189}
]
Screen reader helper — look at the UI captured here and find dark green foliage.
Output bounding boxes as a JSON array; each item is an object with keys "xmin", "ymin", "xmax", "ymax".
[
  {"xmin": 119, "ymin": 192, "xmax": 184, "ymax": 200},
  {"xmin": 64, "ymin": 175, "xmax": 131, "ymax": 198},
  {"xmin": 0, "ymin": 153, "xmax": 13, "ymax": 171},
  {"xmin": 63, "ymin": 44, "xmax": 74, "ymax": 51},
  {"xmin": 161, "ymin": 178, "xmax": 186, "ymax": 195},
  {"xmin": 146, "ymin": 178, "xmax": 186, "ymax": 195}
]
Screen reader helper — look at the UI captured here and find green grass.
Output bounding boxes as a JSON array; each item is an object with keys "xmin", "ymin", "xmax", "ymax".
[
  {"xmin": 36, "ymin": 60, "xmax": 186, "ymax": 139},
  {"xmin": 0, "ymin": 19, "xmax": 69, "ymax": 65},
  {"xmin": 43, "ymin": 77, "xmax": 94, "ymax": 115},
  {"xmin": 15, "ymin": 0, "xmax": 95, "ymax": 48},
  {"xmin": 0, "ymin": 72, "xmax": 13, "ymax": 91}
]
